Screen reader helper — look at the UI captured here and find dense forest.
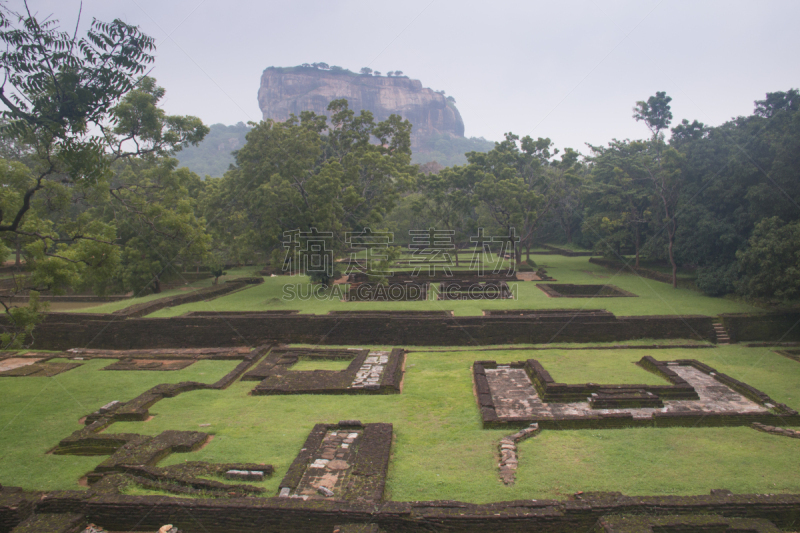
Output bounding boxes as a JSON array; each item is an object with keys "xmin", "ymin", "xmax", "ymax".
[
  {"xmin": 175, "ymin": 125, "xmax": 495, "ymax": 178},
  {"xmin": 0, "ymin": 6, "xmax": 799, "ymax": 347}
]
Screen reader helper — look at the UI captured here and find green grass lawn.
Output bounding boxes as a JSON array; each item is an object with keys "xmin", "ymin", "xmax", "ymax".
[
  {"xmin": 0, "ymin": 358, "xmax": 238, "ymax": 491},
  {"xmin": 148, "ymin": 256, "xmax": 756, "ymax": 317},
  {"xmin": 2, "ymin": 344, "xmax": 799, "ymax": 500}
]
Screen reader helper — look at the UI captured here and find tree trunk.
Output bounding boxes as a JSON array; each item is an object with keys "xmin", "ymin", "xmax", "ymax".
[
  {"xmin": 15, "ymin": 236, "xmax": 20, "ymax": 266},
  {"xmin": 525, "ymin": 242, "xmax": 531, "ymax": 261},
  {"xmin": 668, "ymin": 228, "xmax": 677, "ymax": 288},
  {"xmin": 153, "ymin": 277, "xmax": 161, "ymax": 294},
  {"xmin": 634, "ymin": 226, "xmax": 641, "ymax": 269}
]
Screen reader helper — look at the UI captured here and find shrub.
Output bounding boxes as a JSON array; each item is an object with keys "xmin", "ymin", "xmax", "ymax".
[{"xmin": 696, "ymin": 263, "xmax": 738, "ymax": 296}]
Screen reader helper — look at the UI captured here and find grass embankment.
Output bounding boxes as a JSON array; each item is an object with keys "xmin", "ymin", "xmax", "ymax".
[
  {"xmin": 69, "ymin": 267, "xmax": 261, "ymax": 314},
  {"xmin": 2, "ymin": 344, "xmax": 798, "ymax": 500},
  {"xmin": 148, "ymin": 256, "xmax": 756, "ymax": 317}
]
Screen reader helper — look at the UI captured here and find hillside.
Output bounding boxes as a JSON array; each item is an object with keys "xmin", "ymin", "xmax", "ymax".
[
  {"xmin": 174, "ymin": 66, "xmax": 496, "ymax": 177},
  {"xmin": 174, "ymin": 122, "xmax": 250, "ymax": 178}
]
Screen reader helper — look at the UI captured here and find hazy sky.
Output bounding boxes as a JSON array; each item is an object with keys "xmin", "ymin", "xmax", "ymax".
[{"xmin": 13, "ymin": 0, "xmax": 800, "ymax": 155}]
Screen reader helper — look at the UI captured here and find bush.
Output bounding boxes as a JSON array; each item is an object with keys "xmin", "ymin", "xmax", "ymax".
[
  {"xmin": 526, "ymin": 258, "xmax": 537, "ymax": 267},
  {"xmin": 695, "ymin": 263, "xmax": 738, "ymax": 296},
  {"xmin": 736, "ymin": 217, "xmax": 800, "ymax": 301}
]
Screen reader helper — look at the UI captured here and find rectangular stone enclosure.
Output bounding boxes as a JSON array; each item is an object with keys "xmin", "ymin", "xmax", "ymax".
[
  {"xmin": 537, "ymin": 284, "xmax": 636, "ymax": 298},
  {"xmin": 438, "ymin": 281, "xmax": 513, "ymax": 300},
  {"xmin": 279, "ymin": 421, "xmax": 392, "ymax": 502},
  {"xmin": 474, "ymin": 356, "xmax": 799, "ymax": 429},
  {"xmin": 245, "ymin": 347, "xmax": 405, "ymax": 395}
]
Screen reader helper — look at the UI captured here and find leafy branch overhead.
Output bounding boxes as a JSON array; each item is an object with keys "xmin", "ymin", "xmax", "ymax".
[{"xmin": 0, "ymin": 4, "xmax": 211, "ymax": 346}]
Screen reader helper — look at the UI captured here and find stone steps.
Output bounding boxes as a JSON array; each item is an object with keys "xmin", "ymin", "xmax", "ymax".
[{"xmin": 713, "ymin": 322, "xmax": 731, "ymax": 345}]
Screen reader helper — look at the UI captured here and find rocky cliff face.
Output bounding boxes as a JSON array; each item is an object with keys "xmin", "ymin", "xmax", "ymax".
[{"xmin": 257, "ymin": 67, "xmax": 465, "ymax": 149}]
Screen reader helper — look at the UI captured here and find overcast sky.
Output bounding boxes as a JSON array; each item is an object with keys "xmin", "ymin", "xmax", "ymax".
[{"xmin": 13, "ymin": 0, "xmax": 800, "ymax": 155}]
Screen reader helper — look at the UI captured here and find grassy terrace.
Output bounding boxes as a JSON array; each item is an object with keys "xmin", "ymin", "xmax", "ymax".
[
  {"xmin": 1, "ymin": 344, "xmax": 798, "ymax": 501},
  {"xmin": 67, "ymin": 267, "xmax": 261, "ymax": 314},
  {"xmin": 142, "ymin": 255, "xmax": 755, "ymax": 317}
]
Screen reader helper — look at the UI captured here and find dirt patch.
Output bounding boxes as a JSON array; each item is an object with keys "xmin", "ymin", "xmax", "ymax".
[
  {"xmin": 198, "ymin": 434, "xmax": 215, "ymax": 450},
  {"xmin": 0, "ymin": 361, "xmax": 81, "ymax": 377},
  {"xmin": 0, "ymin": 357, "xmax": 42, "ymax": 372},
  {"xmin": 515, "ymin": 272, "xmax": 542, "ymax": 281}
]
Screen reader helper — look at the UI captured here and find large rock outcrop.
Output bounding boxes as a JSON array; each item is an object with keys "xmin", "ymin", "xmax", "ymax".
[{"xmin": 257, "ymin": 67, "xmax": 464, "ymax": 149}]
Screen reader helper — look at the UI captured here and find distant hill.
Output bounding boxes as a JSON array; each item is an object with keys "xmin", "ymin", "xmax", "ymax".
[
  {"xmin": 175, "ymin": 122, "xmax": 494, "ymax": 176},
  {"xmin": 174, "ymin": 122, "xmax": 250, "ymax": 178},
  {"xmin": 413, "ymin": 134, "xmax": 495, "ymax": 167}
]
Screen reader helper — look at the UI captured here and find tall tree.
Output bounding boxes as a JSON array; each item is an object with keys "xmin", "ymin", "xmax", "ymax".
[
  {"xmin": 0, "ymin": 5, "xmax": 207, "ymax": 344},
  {"xmin": 585, "ymin": 140, "xmax": 653, "ymax": 266},
  {"xmin": 104, "ymin": 158, "xmax": 211, "ymax": 294},
  {"xmin": 207, "ymin": 100, "xmax": 415, "ymax": 272},
  {"xmin": 414, "ymin": 166, "xmax": 477, "ymax": 265},
  {"xmin": 633, "ymin": 91, "xmax": 673, "ymax": 137},
  {"xmin": 633, "ymin": 92, "xmax": 684, "ymax": 287},
  {"xmin": 468, "ymin": 134, "xmax": 576, "ymax": 263}
]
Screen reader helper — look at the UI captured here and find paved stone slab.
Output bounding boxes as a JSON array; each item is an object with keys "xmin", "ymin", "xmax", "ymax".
[{"xmin": 485, "ymin": 365, "xmax": 769, "ymax": 421}]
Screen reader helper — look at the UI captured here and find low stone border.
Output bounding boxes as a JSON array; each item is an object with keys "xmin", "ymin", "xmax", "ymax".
[
  {"xmin": 183, "ymin": 310, "xmax": 300, "ymax": 317},
  {"xmin": 45, "ymin": 347, "xmax": 274, "ymax": 500},
  {"xmin": 7, "ymin": 512, "xmax": 86, "ymax": 533},
  {"xmin": 327, "ymin": 310, "xmax": 453, "ymax": 317},
  {"xmin": 2, "ymin": 310, "xmax": 718, "ymax": 350},
  {"xmin": 0, "ymin": 361, "xmax": 82, "ymax": 378},
  {"xmin": 279, "ymin": 421, "xmax": 392, "ymax": 502},
  {"xmin": 438, "ymin": 281, "xmax": 513, "ymax": 300},
  {"xmin": 774, "ymin": 349, "xmax": 800, "ymax": 362},
  {"xmin": 5, "ymin": 487, "xmax": 800, "ymax": 532},
  {"xmin": 65, "ymin": 347, "xmax": 252, "ymax": 360},
  {"xmin": 594, "ymin": 513, "xmax": 781, "ymax": 532},
  {"xmin": 498, "ymin": 423, "xmax": 539, "ymax": 485},
  {"xmin": 60, "ymin": 346, "xmax": 269, "ymax": 433},
  {"xmin": 247, "ymin": 347, "xmax": 405, "ymax": 395},
  {"xmin": 412, "ymin": 344, "xmax": 715, "ymax": 353},
  {"xmin": 538, "ymin": 283, "xmax": 637, "ymax": 298},
  {"xmin": 589, "ymin": 257, "xmax": 675, "ymax": 284},
  {"xmin": 752, "ymin": 422, "xmax": 800, "ymax": 439},
  {"xmin": 530, "ymin": 356, "xmax": 698, "ymax": 402},
  {"xmin": 475, "ymin": 357, "xmax": 799, "ymax": 429},
  {"xmin": 349, "ymin": 271, "xmax": 515, "ymax": 283},
  {"xmin": 482, "ymin": 309, "xmax": 614, "ymax": 319},
  {"xmin": 101, "ymin": 359, "xmax": 195, "ymax": 371},
  {"xmin": 111, "ymin": 277, "xmax": 263, "ymax": 319}
]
